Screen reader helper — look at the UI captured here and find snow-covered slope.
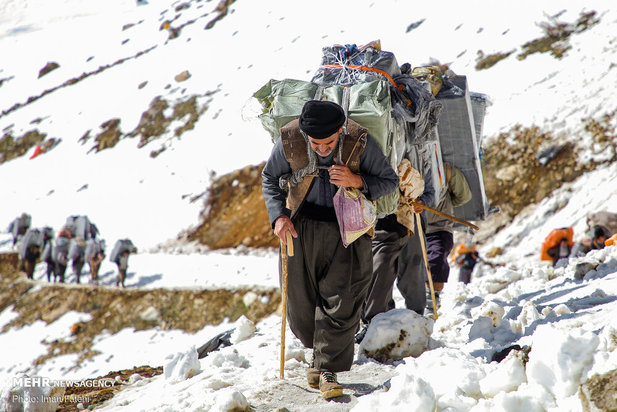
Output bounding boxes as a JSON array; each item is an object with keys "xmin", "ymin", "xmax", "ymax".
[{"xmin": 1, "ymin": 0, "xmax": 615, "ymax": 248}]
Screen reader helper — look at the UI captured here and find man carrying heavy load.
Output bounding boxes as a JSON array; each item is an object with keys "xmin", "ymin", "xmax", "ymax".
[
  {"xmin": 262, "ymin": 100, "xmax": 398, "ymax": 399},
  {"xmin": 424, "ymin": 162, "xmax": 472, "ymax": 314}
]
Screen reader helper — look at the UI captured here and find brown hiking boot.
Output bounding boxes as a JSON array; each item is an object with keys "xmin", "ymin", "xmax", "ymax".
[
  {"xmin": 319, "ymin": 371, "xmax": 343, "ymax": 399},
  {"xmin": 307, "ymin": 365, "xmax": 320, "ymax": 389}
]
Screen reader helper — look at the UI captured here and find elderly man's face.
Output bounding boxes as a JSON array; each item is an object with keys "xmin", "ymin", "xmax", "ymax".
[{"xmin": 307, "ymin": 127, "xmax": 342, "ymax": 157}]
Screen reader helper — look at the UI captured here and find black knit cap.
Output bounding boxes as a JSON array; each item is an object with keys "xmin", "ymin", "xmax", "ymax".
[
  {"xmin": 299, "ymin": 100, "xmax": 346, "ymax": 139},
  {"xmin": 592, "ymin": 225, "xmax": 610, "ymax": 239}
]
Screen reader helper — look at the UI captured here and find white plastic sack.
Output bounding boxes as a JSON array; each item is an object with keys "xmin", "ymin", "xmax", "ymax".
[{"xmin": 333, "ymin": 187, "xmax": 376, "ymax": 247}]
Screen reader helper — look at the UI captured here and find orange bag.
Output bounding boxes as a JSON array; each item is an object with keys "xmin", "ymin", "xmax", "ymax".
[
  {"xmin": 605, "ymin": 233, "xmax": 617, "ymax": 247},
  {"xmin": 451, "ymin": 242, "xmax": 477, "ymax": 263},
  {"xmin": 540, "ymin": 227, "xmax": 574, "ymax": 261}
]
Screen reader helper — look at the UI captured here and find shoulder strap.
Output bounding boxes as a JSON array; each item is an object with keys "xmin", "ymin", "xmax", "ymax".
[
  {"xmin": 280, "ymin": 119, "xmax": 310, "ymax": 170},
  {"xmin": 341, "ymin": 120, "xmax": 367, "ymax": 173}
]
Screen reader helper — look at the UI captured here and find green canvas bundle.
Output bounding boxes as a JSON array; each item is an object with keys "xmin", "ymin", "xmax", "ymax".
[{"xmin": 253, "ymin": 78, "xmax": 399, "ymax": 215}]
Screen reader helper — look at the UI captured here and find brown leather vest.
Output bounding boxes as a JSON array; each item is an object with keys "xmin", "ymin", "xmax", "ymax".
[{"xmin": 280, "ymin": 118, "xmax": 367, "ymax": 218}]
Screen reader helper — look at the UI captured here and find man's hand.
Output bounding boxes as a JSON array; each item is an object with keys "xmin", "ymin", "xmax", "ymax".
[
  {"xmin": 412, "ymin": 199, "xmax": 423, "ymax": 214},
  {"xmin": 274, "ymin": 215, "xmax": 298, "ymax": 244},
  {"xmin": 328, "ymin": 164, "xmax": 363, "ymax": 189}
]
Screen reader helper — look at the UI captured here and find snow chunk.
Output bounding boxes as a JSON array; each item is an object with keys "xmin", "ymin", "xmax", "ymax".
[
  {"xmin": 230, "ymin": 315, "xmax": 255, "ymax": 344},
  {"xmin": 212, "ymin": 388, "xmax": 250, "ymax": 412},
  {"xmin": 480, "ymin": 351, "xmax": 527, "ymax": 396},
  {"xmin": 163, "ymin": 346, "xmax": 201, "ymax": 382},
  {"xmin": 412, "ymin": 347, "xmax": 486, "ymax": 400},
  {"xmin": 469, "ymin": 316, "xmax": 496, "ymax": 341},
  {"xmin": 474, "ymin": 382, "xmax": 555, "ymax": 411},
  {"xmin": 514, "ymin": 301, "xmax": 542, "ymax": 332},
  {"xmin": 207, "ymin": 350, "xmax": 250, "ymax": 369},
  {"xmin": 359, "ymin": 309, "xmax": 433, "ymax": 362},
  {"xmin": 471, "ymin": 300, "xmax": 505, "ymax": 327},
  {"xmin": 139, "ymin": 306, "xmax": 160, "ymax": 322},
  {"xmin": 526, "ymin": 324, "xmax": 599, "ymax": 399},
  {"xmin": 128, "ymin": 373, "xmax": 145, "ymax": 385},
  {"xmin": 242, "ymin": 292, "xmax": 257, "ymax": 307},
  {"xmin": 352, "ymin": 372, "xmax": 435, "ymax": 412}
]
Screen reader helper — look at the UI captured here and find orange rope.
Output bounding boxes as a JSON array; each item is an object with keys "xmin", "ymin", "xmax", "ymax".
[
  {"xmin": 323, "ymin": 64, "xmax": 398, "ymax": 88},
  {"xmin": 323, "ymin": 64, "xmax": 413, "ymax": 107}
]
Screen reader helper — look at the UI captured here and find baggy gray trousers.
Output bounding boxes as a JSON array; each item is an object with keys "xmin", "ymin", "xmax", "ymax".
[
  {"xmin": 281, "ymin": 213, "xmax": 373, "ymax": 373},
  {"xmin": 363, "ymin": 219, "xmax": 427, "ymax": 323},
  {"xmin": 395, "ymin": 221, "xmax": 428, "ymax": 314},
  {"xmin": 363, "ymin": 229, "xmax": 408, "ymax": 323}
]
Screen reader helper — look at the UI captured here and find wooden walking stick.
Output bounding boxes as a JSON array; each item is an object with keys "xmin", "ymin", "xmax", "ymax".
[
  {"xmin": 410, "ymin": 200, "xmax": 479, "ymax": 231},
  {"xmin": 280, "ymin": 231, "xmax": 294, "ymax": 379},
  {"xmin": 414, "ymin": 212, "xmax": 438, "ymax": 319}
]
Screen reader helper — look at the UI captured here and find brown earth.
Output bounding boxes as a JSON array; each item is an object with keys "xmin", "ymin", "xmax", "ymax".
[
  {"xmin": 58, "ymin": 366, "xmax": 163, "ymax": 412},
  {"xmin": 475, "ymin": 10, "xmax": 600, "ymax": 70},
  {"xmin": 188, "ymin": 162, "xmax": 280, "ymax": 249},
  {"xmin": 517, "ymin": 11, "xmax": 599, "ymax": 61},
  {"xmin": 579, "ymin": 369, "xmax": 617, "ymax": 412},
  {"xmin": 482, "ymin": 125, "xmax": 594, "ymax": 218}
]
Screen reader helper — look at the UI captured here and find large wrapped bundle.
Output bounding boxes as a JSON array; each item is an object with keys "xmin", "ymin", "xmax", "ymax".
[
  {"xmin": 9, "ymin": 213, "xmax": 31, "ymax": 238},
  {"xmin": 435, "ymin": 75, "xmax": 490, "ymax": 222},
  {"xmin": 85, "ymin": 238, "xmax": 106, "ymax": 260},
  {"xmin": 18, "ymin": 228, "xmax": 44, "ymax": 260},
  {"xmin": 391, "ymin": 75, "xmax": 443, "ymax": 142},
  {"xmin": 254, "ymin": 42, "xmax": 450, "ymax": 217},
  {"xmin": 65, "ymin": 215, "xmax": 99, "ymax": 240},
  {"xmin": 52, "ymin": 237, "xmax": 70, "ymax": 266},
  {"xmin": 68, "ymin": 238, "xmax": 87, "ymax": 261},
  {"xmin": 109, "ymin": 239, "xmax": 137, "ymax": 264},
  {"xmin": 586, "ymin": 211, "xmax": 617, "ymax": 236},
  {"xmin": 311, "ymin": 42, "xmax": 401, "ymax": 86}
]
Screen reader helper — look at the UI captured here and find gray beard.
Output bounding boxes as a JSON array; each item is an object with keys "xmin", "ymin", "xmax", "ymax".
[{"xmin": 316, "ymin": 150, "xmax": 335, "ymax": 161}]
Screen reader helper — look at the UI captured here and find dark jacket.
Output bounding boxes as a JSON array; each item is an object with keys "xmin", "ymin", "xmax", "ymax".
[
  {"xmin": 457, "ymin": 251, "xmax": 479, "ymax": 270},
  {"xmin": 547, "ymin": 244, "xmax": 571, "ymax": 265},
  {"xmin": 262, "ymin": 120, "xmax": 399, "ymax": 227},
  {"xmin": 427, "ymin": 164, "xmax": 472, "ymax": 234},
  {"xmin": 24, "ymin": 245, "xmax": 41, "ymax": 262}
]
